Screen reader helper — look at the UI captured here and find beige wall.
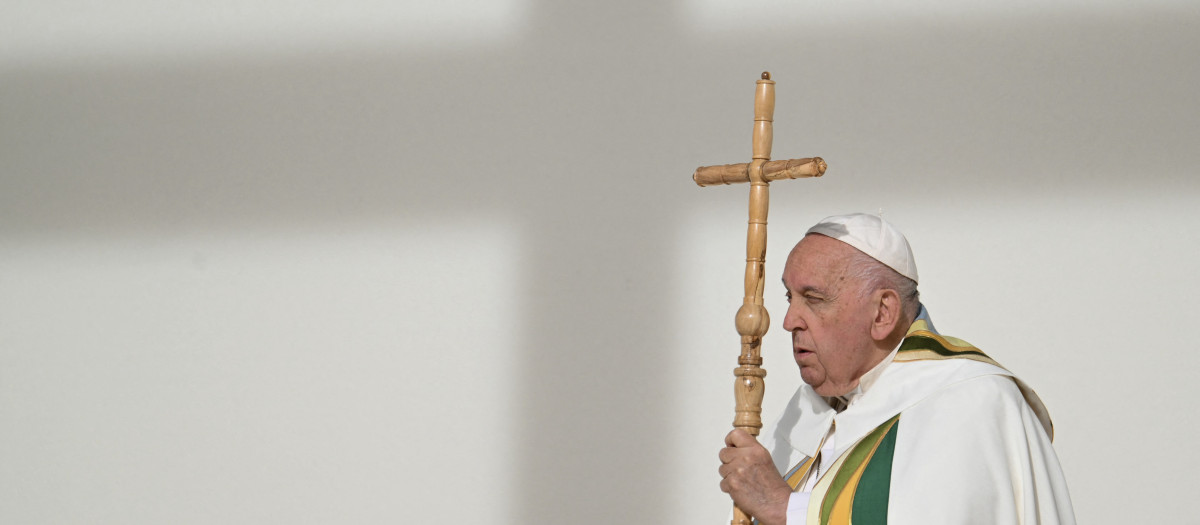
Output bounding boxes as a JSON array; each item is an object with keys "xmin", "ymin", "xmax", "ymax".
[{"xmin": 2, "ymin": 1, "xmax": 1197, "ymax": 523}]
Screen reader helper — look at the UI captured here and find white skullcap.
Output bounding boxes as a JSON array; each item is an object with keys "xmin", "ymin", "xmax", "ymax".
[{"xmin": 806, "ymin": 213, "xmax": 919, "ymax": 283}]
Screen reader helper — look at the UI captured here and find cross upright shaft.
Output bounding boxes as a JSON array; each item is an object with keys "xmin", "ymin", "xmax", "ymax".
[{"xmin": 692, "ymin": 71, "xmax": 826, "ymax": 525}]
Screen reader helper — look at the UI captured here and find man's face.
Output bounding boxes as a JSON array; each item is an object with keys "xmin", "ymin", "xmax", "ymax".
[{"xmin": 781, "ymin": 234, "xmax": 879, "ymax": 397}]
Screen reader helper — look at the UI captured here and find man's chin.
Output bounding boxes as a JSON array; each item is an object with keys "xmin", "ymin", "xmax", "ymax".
[{"xmin": 798, "ymin": 367, "xmax": 822, "ymax": 390}]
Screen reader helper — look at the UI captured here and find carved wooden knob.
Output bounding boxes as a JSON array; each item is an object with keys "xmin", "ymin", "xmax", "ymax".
[{"xmin": 734, "ymin": 303, "xmax": 770, "ymax": 337}]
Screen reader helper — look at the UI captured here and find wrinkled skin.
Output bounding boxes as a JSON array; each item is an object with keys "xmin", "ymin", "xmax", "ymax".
[
  {"xmin": 720, "ymin": 234, "xmax": 907, "ymax": 522},
  {"xmin": 781, "ymin": 234, "xmax": 897, "ymax": 397},
  {"xmin": 719, "ymin": 429, "xmax": 790, "ymax": 525}
]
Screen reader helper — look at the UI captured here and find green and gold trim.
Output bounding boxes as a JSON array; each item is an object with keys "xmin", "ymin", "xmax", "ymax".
[
  {"xmin": 785, "ymin": 456, "xmax": 817, "ymax": 490},
  {"xmin": 894, "ymin": 320, "xmax": 1005, "ymax": 369},
  {"xmin": 808, "ymin": 415, "xmax": 901, "ymax": 525}
]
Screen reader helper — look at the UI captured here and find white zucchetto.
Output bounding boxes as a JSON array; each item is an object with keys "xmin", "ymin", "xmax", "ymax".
[{"xmin": 806, "ymin": 213, "xmax": 919, "ymax": 283}]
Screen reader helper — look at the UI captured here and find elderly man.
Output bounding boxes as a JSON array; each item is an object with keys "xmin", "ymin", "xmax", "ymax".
[{"xmin": 718, "ymin": 213, "xmax": 1074, "ymax": 524}]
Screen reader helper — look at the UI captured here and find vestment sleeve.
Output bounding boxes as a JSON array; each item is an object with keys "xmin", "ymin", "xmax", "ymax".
[{"xmin": 885, "ymin": 375, "xmax": 1075, "ymax": 525}]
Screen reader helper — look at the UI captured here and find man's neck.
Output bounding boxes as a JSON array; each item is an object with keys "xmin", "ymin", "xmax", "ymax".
[
  {"xmin": 824, "ymin": 344, "xmax": 900, "ymax": 411},
  {"xmin": 823, "ymin": 305, "xmax": 928, "ymax": 410}
]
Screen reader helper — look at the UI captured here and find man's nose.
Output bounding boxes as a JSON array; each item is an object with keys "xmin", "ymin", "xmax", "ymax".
[{"xmin": 783, "ymin": 306, "xmax": 805, "ymax": 332}]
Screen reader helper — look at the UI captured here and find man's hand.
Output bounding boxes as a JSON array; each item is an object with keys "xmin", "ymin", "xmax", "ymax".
[{"xmin": 719, "ymin": 429, "xmax": 792, "ymax": 525}]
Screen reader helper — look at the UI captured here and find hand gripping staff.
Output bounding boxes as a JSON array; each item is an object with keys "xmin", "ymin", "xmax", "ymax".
[{"xmin": 692, "ymin": 72, "xmax": 827, "ymax": 525}]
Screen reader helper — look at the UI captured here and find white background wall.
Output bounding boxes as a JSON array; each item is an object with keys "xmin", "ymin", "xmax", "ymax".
[{"xmin": 2, "ymin": 1, "xmax": 1196, "ymax": 523}]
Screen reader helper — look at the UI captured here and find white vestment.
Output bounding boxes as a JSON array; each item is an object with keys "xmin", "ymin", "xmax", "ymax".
[{"xmin": 758, "ymin": 310, "xmax": 1076, "ymax": 525}]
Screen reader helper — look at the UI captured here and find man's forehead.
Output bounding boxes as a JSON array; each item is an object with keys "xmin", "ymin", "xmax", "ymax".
[
  {"xmin": 787, "ymin": 234, "xmax": 854, "ymax": 264},
  {"xmin": 783, "ymin": 234, "xmax": 852, "ymax": 288}
]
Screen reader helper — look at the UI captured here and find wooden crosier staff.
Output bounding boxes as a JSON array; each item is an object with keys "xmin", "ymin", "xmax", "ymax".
[{"xmin": 693, "ymin": 72, "xmax": 826, "ymax": 525}]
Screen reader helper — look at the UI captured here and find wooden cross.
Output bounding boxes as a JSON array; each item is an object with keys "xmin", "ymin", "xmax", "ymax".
[{"xmin": 692, "ymin": 72, "xmax": 826, "ymax": 525}]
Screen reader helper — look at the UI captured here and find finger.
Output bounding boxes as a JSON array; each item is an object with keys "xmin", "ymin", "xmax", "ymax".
[
  {"xmin": 725, "ymin": 428, "xmax": 757, "ymax": 448},
  {"xmin": 719, "ymin": 446, "xmax": 734, "ymax": 464}
]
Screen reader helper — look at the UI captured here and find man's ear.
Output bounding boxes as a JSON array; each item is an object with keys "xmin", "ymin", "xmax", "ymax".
[{"xmin": 870, "ymin": 289, "xmax": 902, "ymax": 341}]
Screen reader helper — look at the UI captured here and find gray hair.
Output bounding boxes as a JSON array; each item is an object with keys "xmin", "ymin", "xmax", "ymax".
[{"xmin": 843, "ymin": 247, "xmax": 921, "ymax": 323}]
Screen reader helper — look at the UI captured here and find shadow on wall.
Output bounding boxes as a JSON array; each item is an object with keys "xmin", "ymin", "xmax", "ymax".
[{"xmin": 2, "ymin": 2, "xmax": 1197, "ymax": 523}]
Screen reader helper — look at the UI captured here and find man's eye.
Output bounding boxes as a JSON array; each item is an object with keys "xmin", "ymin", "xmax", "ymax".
[{"xmin": 785, "ymin": 292, "xmax": 793, "ymax": 303}]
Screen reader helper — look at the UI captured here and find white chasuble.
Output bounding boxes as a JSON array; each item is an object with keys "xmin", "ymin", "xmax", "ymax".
[{"xmin": 758, "ymin": 314, "xmax": 1075, "ymax": 525}]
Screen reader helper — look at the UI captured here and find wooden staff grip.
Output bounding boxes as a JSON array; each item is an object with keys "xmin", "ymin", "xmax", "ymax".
[{"xmin": 693, "ymin": 157, "xmax": 827, "ymax": 187}]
